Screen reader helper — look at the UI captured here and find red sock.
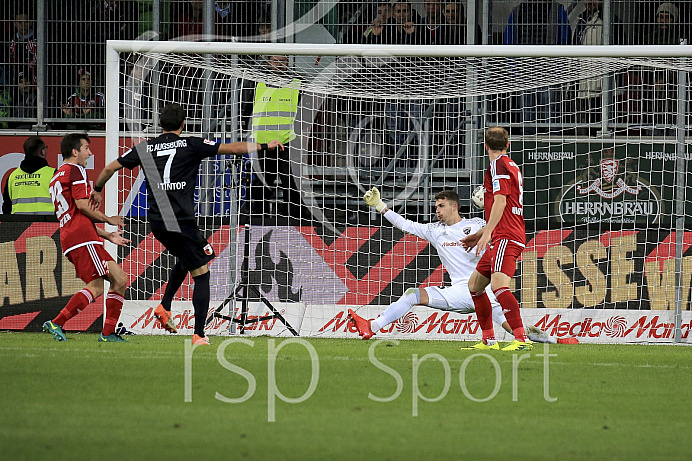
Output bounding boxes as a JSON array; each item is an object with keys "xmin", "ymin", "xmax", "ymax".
[
  {"xmin": 54, "ymin": 289, "xmax": 94, "ymax": 326},
  {"xmin": 102, "ymin": 292, "xmax": 124, "ymax": 336},
  {"xmin": 494, "ymin": 287, "xmax": 527, "ymax": 342},
  {"xmin": 472, "ymin": 290, "xmax": 495, "ymax": 342}
]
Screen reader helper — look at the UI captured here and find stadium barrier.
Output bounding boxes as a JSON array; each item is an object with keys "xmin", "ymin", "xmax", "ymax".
[
  {"xmin": 2, "ymin": 218, "xmax": 691, "ymax": 343},
  {"xmin": 117, "ymin": 224, "xmax": 692, "ymax": 344}
]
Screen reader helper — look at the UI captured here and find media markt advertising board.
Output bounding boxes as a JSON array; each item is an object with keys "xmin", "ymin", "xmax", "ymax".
[{"xmin": 515, "ymin": 141, "xmax": 683, "ymax": 226}]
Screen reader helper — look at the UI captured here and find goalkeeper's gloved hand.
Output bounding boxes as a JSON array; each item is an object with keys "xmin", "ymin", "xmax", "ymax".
[{"xmin": 363, "ymin": 187, "xmax": 388, "ymax": 213}]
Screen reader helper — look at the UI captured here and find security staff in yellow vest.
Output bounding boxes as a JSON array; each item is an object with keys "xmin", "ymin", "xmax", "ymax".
[
  {"xmin": 2, "ymin": 136, "xmax": 55, "ymax": 215},
  {"xmin": 250, "ymin": 55, "xmax": 304, "ymax": 217}
]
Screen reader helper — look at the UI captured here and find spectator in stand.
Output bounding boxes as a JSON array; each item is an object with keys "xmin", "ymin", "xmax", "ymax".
[
  {"xmin": 61, "ymin": 67, "xmax": 105, "ymax": 121},
  {"xmin": 86, "ymin": 1, "xmax": 139, "ymax": 42},
  {"xmin": 215, "ymin": 1, "xmax": 255, "ymax": 38},
  {"xmin": 361, "ymin": 2, "xmax": 392, "ymax": 43},
  {"xmin": 9, "ymin": 11, "xmax": 37, "ymax": 79},
  {"xmin": 420, "ymin": 0, "xmax": 446, "ymax": 45},
  {"xmin": 504, "ymin": 0, "xmax": 571, "ymax": 133},
  {"xmin": 646, "ymin": 2, "xmax": 682, "ymax": 45},
  {"xmin": 442, "ymin": 2, "xmax": 468, "ymax": 45},
  {"xmin": 2, "ymin": 136, "xmax": 54, "ymax": 215},
  {"xmin": 13, "ymin": 67, "xmax": 37, "ymax": 121},
  {"xmin": 368, "ymin": 0, "xmax": 423, "ymax": 45},
  {"xmin": 504, "ymin": 0, "xmax": 571, "ymax": 45},
  {"xmin": 174, "ymin": 0, "xmax": 204, "ymax": 38},
  {"xmin": 645, "ymin": 3, "xmax": 682, "ymax": 130},
  {"xmin": 136, "ymin": 0, "xmax": 172, "ymax": 38},
  {"xmin": 374, "ymin": 1, "xmax": 425, "ymax": 163},
  {"xmin": 83, "ymin": 0, "xmax": 139, "ymax": 66},
  {"xmin": 571, "ymin": 0, "xmax": 625, "ymax": 128},
  {"xmin": 256, "ymin": 13, "xmax": 272, "ymax": 41}
]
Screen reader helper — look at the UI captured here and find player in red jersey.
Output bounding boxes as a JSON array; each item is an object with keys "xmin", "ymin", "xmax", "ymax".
[
  {"xmin": 462, "ymin": 126, "xmax": 532, "ymax": 351},
  {"xmin": 43, "ymin": 133, "xmax": 131, "ymax": 342}
]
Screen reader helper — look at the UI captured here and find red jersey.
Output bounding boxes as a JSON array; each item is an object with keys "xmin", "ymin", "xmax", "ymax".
[
  {"xmin": 49, "ymin": 163, "xmax": 102, "ymax": 254},
  {"xmin": 483, "ymin": 154, "xmax": 526, "ymax": 246}
]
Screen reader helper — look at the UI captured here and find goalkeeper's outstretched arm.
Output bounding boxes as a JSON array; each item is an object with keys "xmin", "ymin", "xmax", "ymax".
[{"xmin": 362, "ymin": 187, "xmax": 429, "ymax": 240}]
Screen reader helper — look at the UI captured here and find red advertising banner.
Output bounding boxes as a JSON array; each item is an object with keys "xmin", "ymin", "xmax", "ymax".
[{"xmin": 0, "ymin": 220, "xmax": 104, "ymax": 332}]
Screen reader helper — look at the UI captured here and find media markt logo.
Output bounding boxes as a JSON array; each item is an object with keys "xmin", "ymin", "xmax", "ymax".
[{"xmin": 556, "ymin": 150, "xmax": 662, "ymax": 224}]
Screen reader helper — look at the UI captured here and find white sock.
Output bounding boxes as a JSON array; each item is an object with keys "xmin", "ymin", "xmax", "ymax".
[
  {"xmin": 491, "ymin": 303, "xmax": 507, "ymax": 326},
  {"xmin": 371, "ymin": 291, "xmax": 419, "ymax": 332}
]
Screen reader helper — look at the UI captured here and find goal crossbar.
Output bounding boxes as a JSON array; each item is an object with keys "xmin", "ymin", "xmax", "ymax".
[{"xmin": 107, "ymin": 41, "xmax": 692, "ymax": 58}]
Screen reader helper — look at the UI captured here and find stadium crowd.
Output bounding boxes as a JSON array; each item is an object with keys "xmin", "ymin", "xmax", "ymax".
[{"xmin": 0, "ymin": 1, "xmax": 689, "ymax": 132}]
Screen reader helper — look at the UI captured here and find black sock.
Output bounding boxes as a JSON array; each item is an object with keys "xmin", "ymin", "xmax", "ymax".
[
  {"xmin": 162, "ymin": 262, "xmax": 187, "ymax": 311},
  {"xmin": 192, "ymin": 271, "xmax": 211, "ymax": 337}
]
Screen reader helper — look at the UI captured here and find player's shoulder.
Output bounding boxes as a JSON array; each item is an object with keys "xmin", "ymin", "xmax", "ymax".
[
  {"xmin": 179, "ymin": 135, "xmax": 217, "ymax": 147},
  {"xmin": 462, "ymin": 217, "xmax": 486, "ymax": 227},
  {"xmin": 459, "ymin": 217, "xmax": 485, "ymax": 233},
  {"xmin": 51, "ymin": 163, "xmax": 70, "ymax": 181},
  {"xmin": 57, "ymin": 162, "xmax": 79, "ymax": 174},
  {"xmin": 70, "ymin": 163, "xmax": 88, "ymax": 181},
  {"xmin": 499, "ymin": 154, "xmax": 520, "ymax": 169}
]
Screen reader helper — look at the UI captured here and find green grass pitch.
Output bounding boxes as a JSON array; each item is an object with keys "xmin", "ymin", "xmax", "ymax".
[{"xmin": 0, "ymin": 332, "xmax": 690, "ymax": 460}]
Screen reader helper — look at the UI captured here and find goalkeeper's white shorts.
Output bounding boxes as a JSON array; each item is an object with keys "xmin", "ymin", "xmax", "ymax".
[{"xmin": 424, "ymin": 284, "xmax": 506, "ymax": 326}]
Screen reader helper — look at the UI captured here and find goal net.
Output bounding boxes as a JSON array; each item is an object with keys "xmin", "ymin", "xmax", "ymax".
[{"xmin": 106, "ymin": 42, "xmax": 692, "ymax": 344}]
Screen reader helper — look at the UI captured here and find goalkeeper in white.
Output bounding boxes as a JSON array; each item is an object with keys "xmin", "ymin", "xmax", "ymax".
[{"xmin": 347, "ymin": 187, "xmax": 556, "ymax": 345}]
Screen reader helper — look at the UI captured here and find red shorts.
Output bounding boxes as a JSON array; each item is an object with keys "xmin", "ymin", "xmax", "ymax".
[
  {"xmin": 66, "ymin": 244, "xmax": 114, "ymax": 284},
  {"xmin": 476, "ymin": 239, "xmax": 524, "ymax": 279}
]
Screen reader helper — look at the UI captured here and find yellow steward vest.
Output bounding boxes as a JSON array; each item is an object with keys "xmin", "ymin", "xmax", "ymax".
[
  {"xmin": 252, "ymin": 79, "xmax": 300, "ymax": 144},
  {"xmin": 7, "ymin": 165, "xmax": 56, "ymax": 215}
]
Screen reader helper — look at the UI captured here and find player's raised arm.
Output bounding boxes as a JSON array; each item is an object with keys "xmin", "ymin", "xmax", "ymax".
[
  {"xmin": 90, "ymin": 159, "xmax": 125, "ymax": 208},
  {"xmin": 363, "ymin": 187, "xmax": 432, "ymax": 241},
  {"xmin": 363, "ymin": 186, "xmax": 389, "ymax": 213},
  {"xmin": 218, "ymin": 140, "xmax": 284, "ymax": 156}
]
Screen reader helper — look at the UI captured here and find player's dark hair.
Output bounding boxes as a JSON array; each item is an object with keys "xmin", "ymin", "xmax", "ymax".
[
  {"xmin": 23, "ymin": 136, "xmax": 45, "ymax": 158},
  {"xmin": 434, "ymin": 190, "xmax": 460, "ymax": 211},
  {"xmin": 160, "ymin": 103, "xmax": 186, "ymax": 131},
  {"xmin": 485, "ymin": 126, "xmax": 509, "ymax": 151},
  {"xmin": 60, "ymin": 133, "xmax": 90, "ymax": 159}
]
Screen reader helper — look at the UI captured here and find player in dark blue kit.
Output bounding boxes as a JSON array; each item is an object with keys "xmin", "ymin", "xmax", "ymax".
[{"xmin": 91, "ymin": 103, "xmax": 283, "ymax": 344}]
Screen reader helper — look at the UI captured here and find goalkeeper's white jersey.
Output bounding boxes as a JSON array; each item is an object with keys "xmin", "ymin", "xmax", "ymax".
[{"xmin": 383, "ymin": 210, "xmax": 485, "ymax": 286}]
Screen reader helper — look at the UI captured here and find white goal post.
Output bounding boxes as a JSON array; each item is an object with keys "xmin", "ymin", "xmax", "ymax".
[{"xmin": 105, "ymin": 41, "xmax": 692, "ymax": 344}]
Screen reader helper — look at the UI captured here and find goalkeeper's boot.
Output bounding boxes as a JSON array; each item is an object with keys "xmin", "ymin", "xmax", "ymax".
[
  {"xmin": 154, "ymin": 304, "xmax": 178, "ymax": 334},
  {"xmin": 43, "ymin": 320, "xmax": 66, "ymax": 342},
  {"xmin": 347, "ymin": 309, "xmax": 374, "ymax": 340},
  {"xmin": 99, "ymin": 333, "xmax": 128, "ymax": 342},
  {"xmin": 460, "ymin": 340, "xmax": 499, "ymax": 350},
  {"xmin": 192, "ymin": 334, "xmax": 211, "ymax": 346},
  {"xmin": 501, "ymin": 340, "xmax": 533, "ymax": 351}
]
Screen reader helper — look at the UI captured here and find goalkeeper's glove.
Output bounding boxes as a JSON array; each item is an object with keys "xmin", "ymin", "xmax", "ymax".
[{"xmin": 363, "ymin": 187, "xmax": 388, "ymax": 213}]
